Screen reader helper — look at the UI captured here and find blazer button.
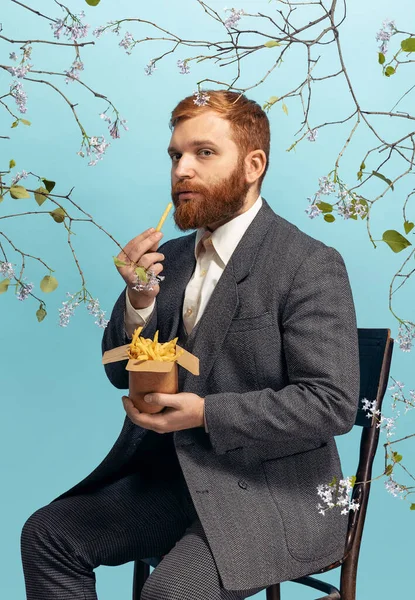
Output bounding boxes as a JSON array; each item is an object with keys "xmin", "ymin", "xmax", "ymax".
[{"xmin": 238, "ymin": 480, "xmax": 248, "ymax": 490}]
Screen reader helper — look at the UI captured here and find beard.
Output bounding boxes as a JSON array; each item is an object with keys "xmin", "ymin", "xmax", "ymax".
[{"xmin": 171, "ymin": 158, "xmax": 250, "ymax": 231}]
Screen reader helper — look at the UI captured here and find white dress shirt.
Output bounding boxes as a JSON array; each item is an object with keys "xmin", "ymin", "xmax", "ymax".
[{"xmin": 124, "ymin": 195, "xmax": 263, "ymax": 432}]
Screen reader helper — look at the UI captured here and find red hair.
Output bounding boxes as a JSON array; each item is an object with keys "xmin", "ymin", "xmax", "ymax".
[{"xmin": 169, "ymin": 90, "xmax": 270, "ymax": 188}]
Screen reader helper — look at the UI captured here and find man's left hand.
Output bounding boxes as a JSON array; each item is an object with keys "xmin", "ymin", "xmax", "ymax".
[{"xmin": 121, "ymin": 392, "xmax": 205, "ymax": 433}]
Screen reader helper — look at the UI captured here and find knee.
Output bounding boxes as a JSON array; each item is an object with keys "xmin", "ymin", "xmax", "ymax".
[
  {"xmin": 21, "ymin": 505, "xmax": 61, "ymax": 558},
  {"xmin": 141, "ymin": 569, "xmax": 184, "ymax": 600}
]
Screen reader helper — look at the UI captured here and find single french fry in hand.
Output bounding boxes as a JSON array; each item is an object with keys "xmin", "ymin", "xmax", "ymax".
[{"xmin": 155, "ymin": 202, "xmax": 172, "ymax": 232}]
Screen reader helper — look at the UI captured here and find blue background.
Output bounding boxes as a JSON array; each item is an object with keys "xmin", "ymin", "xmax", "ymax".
[{"xmin": 1, "ymin": 0, "xmax": 414, "ymax": 598}]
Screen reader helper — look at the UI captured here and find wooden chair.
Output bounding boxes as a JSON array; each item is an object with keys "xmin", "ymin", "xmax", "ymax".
[{"xmin": 132, "ymin": 328, "xmax": 394, "ymax": 600}]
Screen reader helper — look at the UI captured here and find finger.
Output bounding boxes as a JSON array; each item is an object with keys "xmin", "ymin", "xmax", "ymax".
[
  {"xmin": 144, "ymin": 393, "xmax": 181, "ymax": 410},
  {"xmin": 137, "ymin": 251, "xmax": 165, "ymax": 269},
  {"xmin": 118, "ymin": 230, "xmax": 163, "ymax": 265}
]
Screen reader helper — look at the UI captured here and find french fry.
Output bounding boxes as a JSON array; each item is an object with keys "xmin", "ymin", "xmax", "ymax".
[
  {"xmin": 155, "ymin": 202, "xmax": 172, "ymax": 232},
  {"xmin": 127, "ymin": 327, "xmax": 182, "ymax": 362}
]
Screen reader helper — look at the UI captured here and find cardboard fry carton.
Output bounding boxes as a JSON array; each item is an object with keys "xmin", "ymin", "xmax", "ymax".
[{"xmin": 102, "ymin": 343, "xmax": 199, "ymax": 414}]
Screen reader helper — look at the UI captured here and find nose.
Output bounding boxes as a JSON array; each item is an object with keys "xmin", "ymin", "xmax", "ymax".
[{"xmin": 173, "ymin": 154, "xmax": 195, "ymax": 180}]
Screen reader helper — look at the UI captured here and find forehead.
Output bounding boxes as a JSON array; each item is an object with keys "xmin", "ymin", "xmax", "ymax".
[{"xmin": 169, "ymin": 111, "xmax": 235, "ymax": 149}]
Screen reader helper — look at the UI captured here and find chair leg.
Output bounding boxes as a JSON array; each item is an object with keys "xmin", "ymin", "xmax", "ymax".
[
  {"xmin": 132, "ymin": 561, "xmax": 150, "ymax": 600},
  {"xmin": 266, "ymin": 583, "xmax": 281, "ymax": 600}
]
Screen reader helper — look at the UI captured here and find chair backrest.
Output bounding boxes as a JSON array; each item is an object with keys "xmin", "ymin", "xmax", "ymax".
[{"xmin": 312, "ymin": 328, "xmax": 394, "ymax": 585}]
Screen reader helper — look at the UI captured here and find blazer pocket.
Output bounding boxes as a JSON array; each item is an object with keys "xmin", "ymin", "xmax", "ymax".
[
  {"xmin": 227, "ymin": 311, "xmax": 273, "ymax": 333},
  {"xmin": 261, "ymin": 443, "xmax": 347, "ymax": 562}
]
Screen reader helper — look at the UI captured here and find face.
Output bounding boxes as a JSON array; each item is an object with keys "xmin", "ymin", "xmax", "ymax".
[{"xmin": 168, "ymin": 111, "xmax": 252, "ymax": 231}]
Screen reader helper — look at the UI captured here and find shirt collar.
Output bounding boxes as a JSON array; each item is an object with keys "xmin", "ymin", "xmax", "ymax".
[{"xmin": 194, "ymin": 195, "xmax": 263, "ymax": 265}]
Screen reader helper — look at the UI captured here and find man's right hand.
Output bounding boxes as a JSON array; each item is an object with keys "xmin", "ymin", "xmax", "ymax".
[{"xmin": 116, "ymin": 228, "xmax": 165, "ymax": 310}]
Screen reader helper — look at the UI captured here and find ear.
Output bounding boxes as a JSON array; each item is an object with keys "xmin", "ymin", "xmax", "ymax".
[{"xmin": 245, "ymin": 150, "xmax": 267, "ymax": 185}]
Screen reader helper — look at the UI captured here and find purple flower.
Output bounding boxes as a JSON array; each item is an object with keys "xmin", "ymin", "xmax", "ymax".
[
  {"xmin": 10, "ymin": 80, "xmax": 28, "ymax": 113},
  {"xmin": 16, "ymin": 281, "xmax": 34, "ymax": 301},
  {"xmin": 223, "ymin": 8, "xmax": 245, "ymax": 30},
  {"xmin": 376, "ymin": 19, "xmax": 396, "ymax": 54},
  {"xmin": 144, "ymin": 60, "xmax": 157, "ymax": 76},
  {"xmin": 119, "ymin": 32, "xmax": 134, "ymax": 54},
  {"xmin": 193, "ymin": 90, "xmax": 210, "ymax": 106},
  {"xmin": 9, "ymin": 52, "xmax": 18, "ymax": 61},
  {"xmin": 0, "ymin": 262, "xmax": 15, "ymax": 279},
  {"xmin": 64, "ymin": 58, "xmax": 84, "ymax": 84},
  {"xmin": 307, "ymin": 128, "xmax": 318, "ymax": 142},
  {"xmin": 177, "ymin": 59, "xmax": 190, "ymax": 75}
]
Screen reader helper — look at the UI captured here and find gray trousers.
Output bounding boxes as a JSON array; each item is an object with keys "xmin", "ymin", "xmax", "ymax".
[{"xmin": 21, "ymin": 432, "xmax": 265, "ymax": 600}]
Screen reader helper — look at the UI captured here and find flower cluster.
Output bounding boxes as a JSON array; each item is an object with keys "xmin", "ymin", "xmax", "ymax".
[
  {"xmin": 317, "ymin": 477, "xmax": 360, "ymax": 516},
  {"xmin": 64, "ymin": 58, "xmax": 84, "ymax": 84},
  {"xmin": 16, "ymin": 281, "xmax": 34, "ymax": 301},
  {"xmin": 8, "ymin": 45, "xmax": 33, "ymax": 78},
  {"xmin": 87, "ymin": 298, "xmax": 109, "ymax": 329},
  {"xmin": 59, "ymin": 293, "xmax": 108, "ymax": 328},
  {"xmin": 58, "ymin": 292, "xmax": 81, "ymax": 327},
  {"xmin": 77, "ymin": 136, "xmax": 110, "ymax": 166},
  {"xmin": 177, "ymin": 59, "xmax": 190, "ymax": 75},
  {"xmin": 119, "ymin": 31, "xmax": 134, "ymax": 54},
  {"xmin": 223, "ymin": 8, "xmax": 245, "ymax": 30},
  {"xmin": 384, "ymin": 476, "xmax": 405, "ymax": 498},
  {"xmin": 376, "ymin": 19, "xmax": 396, "ymax": 55},
  {"xmin": 11, "ymin": 170, "xmax": 29, "ymax": 186},
  {"xmin": 132, "ymin": 268, "xmax": 165, "ymax": 293},
  {"xmin": 389, "ymin": 380, "xmax": 415, "ymax": 414},
  {"xmin": 396, "ymin": 321, "xmax": 415, "ymax": 352},
  {"xmin": 51, "ymin": 10, "xmax": 89, "ymax": 41},
  {"xmin": 99, "ymin": 112, "xmax": 128, "ymax": 139},
  {"xmin": 10, "ymin": 80, "xmax": 28, "ymax": 114},
  {"xmin": 361, "ymin": 397, "xmax": 398, "ymax": 438},
  {"xmin": 0, "ymin": 261, "xmax": 15, "ymax": 279},
  {"xmin": 144, "ymin": 60, "xmax": 157, "ymax": 76},
  {"xmin": 306, "ymin": 177, "xmax": 368, "ymax": 221},
  {"xmin": 307, "ymin": 128, "xmax": 318, "ymax": 142},
  {"xmin": 193, "ymin": 90, "xmax": 210, "ymax": 106}
]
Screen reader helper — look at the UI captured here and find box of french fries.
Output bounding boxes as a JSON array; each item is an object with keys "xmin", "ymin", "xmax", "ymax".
[{"xmin": 102, "ymin": 326, "xmax": 199, "ymax": 414}]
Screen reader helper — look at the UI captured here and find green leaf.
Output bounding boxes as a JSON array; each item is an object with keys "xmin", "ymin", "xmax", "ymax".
[
  {"xmin": 34, "ymin": 186, "xmax": 49, "ymax": 206},
  {"xmin": 316, "ymin": 201, "xmax": 333, "ymax": 213},
  {"xmin": 328, "ymin": 476, "xmax": 337, "ymax": 487},
  {"xmin": 10, "ymin": 185, "xmax": 30, "ymax": 199},
  {"xmin": 385, "ymin": 464, "xmax": 393, "ymax": 476},
  {"xmin": 49, "ymin": 207, "xmax": 66, "ymax": 223},
  {"xmin": 360, "ymin": 161, "xmax": 366, "ymax": 171},
  {"xmin": 85, "ymin": 0, "xmax": 101, "ymax": 5},
  {"xmin": 134, "ymin": 266, "xmax": 148, "ymax": 283},
  {"xmin": 282, "ymin": 102, "xmax": 288, "ymax": 116},
  {"xmin": 0, "ymin": 278, "xmax": 10, "ymax": 294},
  {"xmin": 378, "ymin": 52, "xmax": 386, "ymax": 64},
  {"xmin": 264, "ymin": 40, "xmax": 281, "ymax": 48},
  {"xmin": 349, "ymin": 476, "xmax": 357, "ymax": 487},
  {"xmin": 410, "ymin": 503, "xmax": 415, "ymax": 511},
  {"xmin": 36, "ymin": 305, "xmax": 47, "ymax": 322},
  {"xmin": 40, "ymin": 275, "xmax": 58, "ymax": 293},
  {"xmin": 113, "ymin": 256, "xmax": 128, "ymax": 267},
  {"xmin": 0, "ymin": 195, "xmax": 3, "ymax": 203},
  {"xmin": 382, "ymin": 230, "xmax": 412, "ymax": 253},
  {"xmin": 9, "ymin": 159, "xmax": 16, "ymax": 169},
  {"xmin": 41, "ymin": 178, "xmax": 56, "ymax": 193},
  {"xmin": 404, "ymin": 221, "xmax": 414, "ymax": 234},
  {"xmin": 324, "ymin": 214, "xmax": 335, "ymax": 223},
  {"xmin": 401, "ymin": 38, "xmax": 415, "ymax": 52},
  {"xmin": 384, "ymin": 66, "xmax": 395, "ymax": 77},
  {"xmin": 357, "ymin": 171, "xmax": 363, "ymax": 181},
  {"xmin": 11, "ymin": 120, "xmax": 19, "ymax": 128},
  {"xmin": 372, "ymin": 170, "xmax": 394, "ymax": 190},
  {"xmin": 20, "ymin": 119, "xmax": 31, "ymax": 126},
  {"xmin": 392, "ymin": 452, "xmax": 403, "ymax": 463}
]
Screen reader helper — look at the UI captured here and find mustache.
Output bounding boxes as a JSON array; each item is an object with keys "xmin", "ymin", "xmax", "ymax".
[{"xmin": 172, "ymin": 183, "xmax": 206, "ymax": 194}]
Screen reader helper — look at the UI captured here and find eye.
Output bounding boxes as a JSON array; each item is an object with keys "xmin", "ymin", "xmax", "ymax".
[
  {"xmin": 170, "ymin": 153, "xmax": 181, "ymax": 162},
  {"xmin": 199, "ymin": 149, "xmax": 213, "ymax": 157}
]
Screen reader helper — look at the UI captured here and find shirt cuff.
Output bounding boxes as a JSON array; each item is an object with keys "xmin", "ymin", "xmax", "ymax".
[{"xmin": 124, "ymin": 288, "xmax": 156, "ymax": 339}]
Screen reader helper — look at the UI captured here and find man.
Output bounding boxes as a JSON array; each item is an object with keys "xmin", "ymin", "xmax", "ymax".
[{"xmin": 21, "ymin": 90, "xmax": 360, "ymax": 600}]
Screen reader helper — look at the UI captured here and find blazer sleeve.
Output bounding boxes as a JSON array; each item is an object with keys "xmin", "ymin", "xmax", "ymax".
[
  {"xmin": 204, "ymin": 245, "xmax": 360, "ymax": 456},
  {"xmin": 101, "ymin": 287, "xmax": 158, "ymax": 390}
]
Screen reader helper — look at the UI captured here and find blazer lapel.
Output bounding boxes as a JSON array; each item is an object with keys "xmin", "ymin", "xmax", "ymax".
[{"xmin": 180, "ymin": 199, "xmax": 275, "ymax": 392}]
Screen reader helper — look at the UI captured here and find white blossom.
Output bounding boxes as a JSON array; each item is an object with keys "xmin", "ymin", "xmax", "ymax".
[
  {"xmin": 307, "ymin": 128, "xmax": 318, "ymax": 142},
  {"xmin": 144, "ymin": 60, "xmax": 157, "ymax": 76},
  {"xmin": 223, "ymin": 8, "xmax": 245, "ymax": 30},
  {"xmin": 177, "ymin": 59, "xmax": 190, "ymax": 75},
  {"xmin": 193, "ymin": 90, "xmax": 210, "ymax": 106},
  {"xmin": 0, "ymin": 262, "xmax": 15, "ymax": 279}
]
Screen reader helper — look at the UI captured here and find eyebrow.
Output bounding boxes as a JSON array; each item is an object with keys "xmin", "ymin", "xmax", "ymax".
[{"xmin": 167, "ymin": 140, "xmax": 220, "ymax": 154}]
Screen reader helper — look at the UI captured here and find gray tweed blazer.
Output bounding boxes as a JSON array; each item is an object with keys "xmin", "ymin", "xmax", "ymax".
[{"xmin": 55, "ymin": 198, "xmax": 360, "ymax": 590}]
